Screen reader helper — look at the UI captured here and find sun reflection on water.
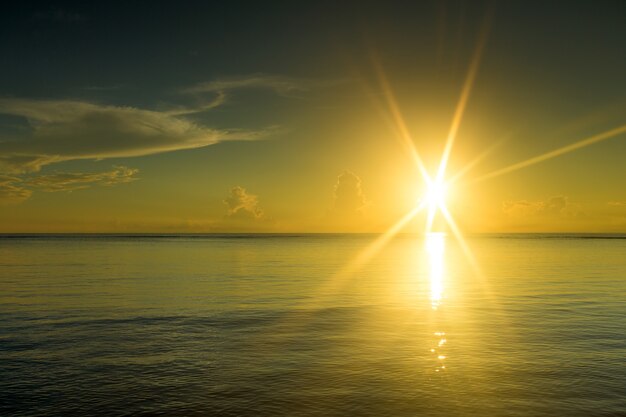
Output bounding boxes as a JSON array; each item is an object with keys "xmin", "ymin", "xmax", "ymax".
[
  {"xmin": 426, "ymin": 232, "xmax": 448, "ymax": 372},
  {"xmin": 426, "ymin": 232, "xmax": 446, "ymax": 310}
]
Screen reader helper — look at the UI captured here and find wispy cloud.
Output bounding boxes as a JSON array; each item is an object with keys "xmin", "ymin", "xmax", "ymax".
[
  {"xmin": 24, "ymin": 166, "xmax": 138, "ymax": 192},
  {"xmin": 172, "ymin": 75, "xmax": 340, "ymax": 116},
  {"xmin": 163, "ymin": 91, "xmax": 227, "ymax": 116},
  {"xmin": 0, "ymin": 74, "xmax": 315, "ymax": 208},
  {"xmin": 0, "ymin": 98, "xmax": 269, "ymax": 173},
  {"xmin": 502, "ymin": 196, "xmax": 582, "ymax": 218},
  {"xmin": 0, "ymin": 175, "xmax": 32, "ymax": 205},
  {"xmin": 608, "ymin": 201, "xmax": 626, "ymax": 207},
  {"xmin": 182, "ymin": 75, "xmax": 314, "ymax": 97},
  {"xmin": 0, "ymin": 166, "xmax": 139, "ymax": 205},
  {"xmin": 0, "ymin": 166, "xmax": 138, "ymax": 205},
  {"xmin": 0, "ymin": 74, "xmax": 326, "ymax": 174}
]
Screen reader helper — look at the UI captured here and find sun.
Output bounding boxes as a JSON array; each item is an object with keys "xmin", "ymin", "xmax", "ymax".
[
  {"xmin": 423, "ymin": 178, "xmax": 448, "ymax": 211},
  {"xmin": 419, "ymin": 175, "xmax": 450, "ymax": 234}
]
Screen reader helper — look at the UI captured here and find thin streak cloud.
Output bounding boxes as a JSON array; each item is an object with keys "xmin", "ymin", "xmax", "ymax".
[
  {"xmin": 0, "ymin": 166, "xmax": 138, "ymax": 205},
  {"xmin": 182, "ymin": 75, "xmax": 314, "ymax": 97},
  {"xmin": 0, "ymin": 98, "xmax": 271, "ymax": 173},
  {"xmin": 24, "ymin": 166, "xmax": 139, "ymax": 192}
]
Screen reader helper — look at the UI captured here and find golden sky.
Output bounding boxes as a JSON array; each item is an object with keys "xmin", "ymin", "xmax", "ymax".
[{"xmin": 0, "ymin": 2, "xmax": 625, "ymax": 233}]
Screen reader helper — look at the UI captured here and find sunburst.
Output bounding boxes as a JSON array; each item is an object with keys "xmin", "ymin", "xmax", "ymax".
[{"xmin": 334, "ymin": 9, "xmax": 625, "ymax": 290}]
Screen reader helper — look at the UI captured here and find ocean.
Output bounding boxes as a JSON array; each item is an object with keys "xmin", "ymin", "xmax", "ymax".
[{"xmin": 1, "ymin": 234, "xmax": 625, "ymax": 416}]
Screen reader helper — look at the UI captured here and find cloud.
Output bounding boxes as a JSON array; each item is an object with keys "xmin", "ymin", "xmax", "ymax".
[
  {"xmin": 0, "ymin": 74, "xmax": 319, "ymax": 173},
  {"xmin": 0, "ymin": 176, "xmax": 32, "ymax": 205},
  {"xmin": 163, "ymin": 91, "xmax": 227, "ymax": 116},
  {"xmin": 182, "ymin": 75, "xmax": 313, "ymax": 97},
  {"xmin": 332, "ymin": 170, "xmax": 368, "ymax": 217},
  {"xmin": 223, "ymin": 186, "xmax": 264, "ymax": 219},
  {"xmin": 213, "ymin": 186, "xmax": 278, "ymax": 231},
  {"xmin": 23, "ymin": 166, "xmax": 138, "ymax": 192},
  {"xmin": 608, "ymin": 201, "xmax": 626, "ymax": 207},
  {"xmin": 0, "ymin": 166, "xmax": 138, "ymax": 205},
  {"xmin": 502, "ymin": 196, "xmax": 582, "ymax": 218},
  {"xmin": 0, "ymin": 98, "xmax": 269, "ymax": 173}
]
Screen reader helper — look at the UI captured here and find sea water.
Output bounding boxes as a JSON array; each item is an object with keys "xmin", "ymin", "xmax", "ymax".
[{"xmin": 1, "ymin": 234, "xmax": 625, "ymax": 416}]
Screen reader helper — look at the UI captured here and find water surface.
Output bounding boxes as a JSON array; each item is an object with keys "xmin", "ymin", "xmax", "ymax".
[{"xmin": 1, "ymin": 234, "xmax": 625, "ymax": 416}]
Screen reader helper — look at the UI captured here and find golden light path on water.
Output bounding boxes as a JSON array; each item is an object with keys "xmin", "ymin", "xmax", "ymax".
[
  {"xmin": 426, "ymin": 232, "xmax": 448, "ymax": 373},
  {"xmin": 426, "ymin": 232, "xmax": 445, "ymax": 311}
]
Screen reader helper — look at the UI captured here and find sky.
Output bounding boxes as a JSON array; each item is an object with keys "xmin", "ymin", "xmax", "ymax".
[{"xmin": 0, "ymin": 1, "xmax": 624, "ymax": 233}]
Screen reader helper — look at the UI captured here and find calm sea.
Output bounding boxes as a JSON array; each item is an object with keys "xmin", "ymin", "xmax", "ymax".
[{"xmin": 1, "ymin": 234, "xmax": 625, "ymax": 416}]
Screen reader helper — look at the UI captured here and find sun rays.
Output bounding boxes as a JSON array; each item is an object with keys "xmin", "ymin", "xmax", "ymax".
[
  {"xmin": 469, "ymin": 124, "xmax": 626, "ymax": 184},
  {"xmin": 350, "ymin": 9, "xmax": 497, "ymax": 279},
  {"xmin": 436, "ymin": 9, "xmax": 493, "ymax": 185},
  {"xmin": 333, "ymin": 8, "xmax": 626, "ymax": 297},
  {"xmin": 355, "ymin": 30, "xmax": 489, "ymax": 281}
]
